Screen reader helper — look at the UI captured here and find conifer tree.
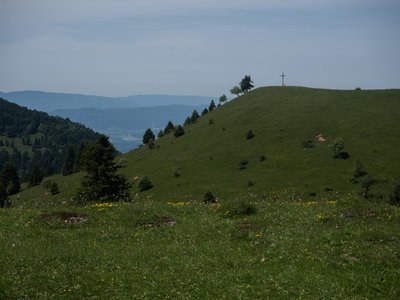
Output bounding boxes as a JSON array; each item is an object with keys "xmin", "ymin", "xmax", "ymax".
[
  {"xmin": 208, "ymin": 100, "xmax": 216, "ymax": 112},
  {"xmin": 142, "ymin": 128, "xmax": 155, "ymax": 145},
  {"xmin": 157, "ymin": 130, "xmax": 165, "ymax": 138},
  {"xmin": 201, "ymin": 108, "xmax": 209, "ymax": 116},
  {"xmin": 190, "ymin": 110, "xmax": 199, "ymax": 123},
  {"xmin": 174, "ymin": 125, "xmax": 185, "ymax": 138},
  {"xmin": 28, "ymin": 163, "xmax": 44, "ymax": 186},
  {"xmin": 78, "ymin": 135, "xmax": 131, "ymax": 202},
  {"xmin": 164, "ymin": 121, "xmax": 175, "ymax": 134},
  {"xmin": 0, "ymin": 161, "xmax": 20, "ymax": 195},
  {"xmin": 184, "ymin": 117, "xmax": 192, "ymax": 126},
  {"xmin": 62, "ymin": 146, "xmax": 76, "ymax": 176}
]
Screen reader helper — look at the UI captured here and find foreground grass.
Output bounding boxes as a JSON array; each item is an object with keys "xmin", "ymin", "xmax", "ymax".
[{"xmin": 1, "ymin": 197, "xmax": 400, "ymax": 299}]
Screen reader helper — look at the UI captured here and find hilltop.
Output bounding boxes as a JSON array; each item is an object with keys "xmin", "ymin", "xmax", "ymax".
[{"xmin": 12, "ymin": 86, "xmax": 400, "ymax": 205}]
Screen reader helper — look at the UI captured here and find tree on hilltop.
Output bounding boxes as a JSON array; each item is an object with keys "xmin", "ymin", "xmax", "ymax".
[
  {"xmin": 219, "ymin": 94, "xmax": 227, "ymax": 104},
  {"xmin": 230, "ymin": 85, "xmax": 242, "ymax": 97},
  {"xmin": 240, "ymin": 75, "xmax": 254, "ymax": 93}
]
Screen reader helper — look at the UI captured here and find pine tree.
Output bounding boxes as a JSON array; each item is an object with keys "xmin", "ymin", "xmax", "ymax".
[
  {"xmin": 164, "ymin": 121, "xmax": 175, "ymax": 134},
  {"xmin": 201, "ymin": 108, "xmax": 209, "ymax": 116},
  {"xmin": 0, "ymin": 161, "xmax": 20, "ymax": 195},
  {"xmin": 184, "ymin": 117, "xmax": 192, "ymax": 126},
  {"xmin": 174, "ymin": 125, "xmax": 185, "ymax": 138},
  {"xmin": 190, "ymin": 110, "xmax": 199, "ymax": 123},
  {"xmin": 208, "ymin": 100, "xmax": 216, "ymax": 112},
  {"xmin": 62, "ymin": 146, "xmax": 76, "ymax": 176},
  {"xmin": 28, "ymin": 163, "xmax": 44, "ymax": 186},
  {"xmin": 157, "ymin": 130, "xmax": 165, "ymax": 138},
  {"xmin": 142, "ymin": 128, "xmax": 155, "ymax": 145},
  {"xmin": 78, "ymin": 135, "xmax": 131, "ymax": 202}
]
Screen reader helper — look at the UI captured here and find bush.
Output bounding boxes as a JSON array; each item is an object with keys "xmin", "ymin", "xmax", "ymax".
[
  {"xmin": 222, "ymin": 200, "xmax": 257, "ymax": 217},
  {"xmin": 259, "ymin": 155, "xmax": 266, "ymax": 162},
  {"xmin": 238, "ymin": 160, "xmax": 249, "ymax": 170},
  {"xmin": 173, "ymin": 169, "xmax": 180, "ymax": 178},
  {"xmin": 246, "ymin": 130, "xmax": 255, "ymax": 140},
  {"xmin": 360, "ymin": 175, "xmax": 376, "ymax": 199},
  {"xmin": 203, "ymin": 191, "xmax": 217, "ymax": 204},
  {"xmin": 354, "ymin": 160, "xmax": 368, "ymax": 178},
  {"xmin": 138, "ymin": 176, "xmax": 153, "ymax": 192},
  {"xmin": 42, "ymin": 179, "xmax": 60, "ymax": 195},
  {"xmin": 389, "ymin": 182, "xmax": 400, "ymax": 205},
  {"xmin": 302, "ymin": 138, "xmax": 315, "ymax": 149}
]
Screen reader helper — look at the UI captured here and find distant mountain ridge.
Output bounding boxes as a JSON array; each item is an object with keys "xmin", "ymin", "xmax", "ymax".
[{"xmin": 0, "ymin": 90, "xmax": 214, "ymax": 113}]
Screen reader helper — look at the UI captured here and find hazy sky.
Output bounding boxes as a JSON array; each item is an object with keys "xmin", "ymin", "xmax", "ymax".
[{"xmin": 0, "ymin": 0, "xmax": 399, "ymax": 96}]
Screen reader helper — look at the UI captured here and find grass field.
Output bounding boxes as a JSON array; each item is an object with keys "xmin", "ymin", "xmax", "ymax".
[{"xmin": 1, "ymin": 196, "xmax": 400, "ymax": 299}]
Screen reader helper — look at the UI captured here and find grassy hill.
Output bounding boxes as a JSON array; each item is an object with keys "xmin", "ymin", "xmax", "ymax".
[
  {"xmin": 11, "ymin": 86, "xmax": 400, "ymax": 206},
  {"xmin": 120, "ymin": 86, "xmax": 400, "ymax": 201}
]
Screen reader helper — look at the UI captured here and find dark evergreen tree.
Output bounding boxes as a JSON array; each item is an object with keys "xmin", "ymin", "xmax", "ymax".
[
  {"xmin": 0, "ymin": 182, "xmax": 9, "ymax": 208},
  {"xmin": 74, "ymin": 141, "xmax": 90, "ymax": 172},
  {"xmin": 28, "ymin": 163, "xmax": 44, "ymax": 186},
  {"xmin": 190, "ymin": 110, "xmax": 199, "ymax": 123},
  {"xmin": 0, "ymin": 162, "xmax": 20, "ymax": 195},
  {"xmin": 164, "ymin": 121, "xmax": 175, "ymax": 134},
  {"xmin": 62, "ymin": 146, "xmax": 76, "ymax": 176},
  {"xmin": 208, "ymin": 100, "xmax": 216, "ymax": 112},
  {"xmin": 240, "ymin": 75, "xmax": 254, "ymax": 93},
  {"xmin": 142, "ymin": 128, "xmax": 155, "ymax": 145},
  {"xmin": 184, "ymin": 117, "xmax": 192, "ymax": 126},
  {"xmin": 78, "ymin": 135, "xmax": 131, "ymax": 202},
  {"xmin": 174, "ymin": 125, "xmax": 185, "ymax": 138},
  {"xmin": 201, "ymin": 108, "xmax": 209, "ymax": 116},
  {"xmin": 157, "ymin": 130, "xmax": 165, "ymax": 138}
]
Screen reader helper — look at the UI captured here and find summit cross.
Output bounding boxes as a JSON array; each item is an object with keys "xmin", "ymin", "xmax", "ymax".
[{"xmin": 280, "ymin": 72, "xmax": 287, "ymax": 86}]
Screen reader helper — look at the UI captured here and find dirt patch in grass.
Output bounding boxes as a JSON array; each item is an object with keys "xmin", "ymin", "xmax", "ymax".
[
  {"xmin": 135, "ymin": 214, "xmax": 177, "ymax": 228},
  {"xmin": 40, "ymin": 211, "xmax": 88, "ymax": 225}
]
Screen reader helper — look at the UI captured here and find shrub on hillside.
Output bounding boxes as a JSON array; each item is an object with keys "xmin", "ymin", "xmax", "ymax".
[
  {"xmin": 138, "ymin": 176, "xmax": 153, "ymax": 192},
  {"xmin": 302, "ymin": 138, "xmax": 315, "ymax": 149},
  {"xmin": 238, "ymin": 160, "xmax": 249, "ymax": 170},
  {"xmin": 221, "ymin": 200, "xmax": 257, "ymax": 217},
  {"xmin": 246, "ymin": 130, "xmax": 255, "ymax": 140},
  {"xmin": 203, "ymin": 191, "xmax": 217, "ymax": 204},
  {"xmin": 389, "ymin": 182, "xmax": 400, "ymax": 205},
  {"xmin": 42, "ymin": 179, "xmax": 60, "ymax": 195},
  {"xmin": 259, "ymin": 155, "xmax": 266, "ymax": 162}
]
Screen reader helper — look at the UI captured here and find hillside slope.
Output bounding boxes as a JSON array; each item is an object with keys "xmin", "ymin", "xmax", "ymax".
[
  {"xmin": 11, "ymin": 86, "xmax": 400, "ymax": 205},
  {"xmin": 0, "ymin": 98, "xmax": 101, "ymax": 178},
  {"xmin": 120, "ymin": 86, "xmax": 400, "ymax": 200}
]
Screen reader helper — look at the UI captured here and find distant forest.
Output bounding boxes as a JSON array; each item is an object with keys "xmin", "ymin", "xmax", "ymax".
[{"xmin": 0, "ymin": 98, "xmax": 101, "ymax": 180}]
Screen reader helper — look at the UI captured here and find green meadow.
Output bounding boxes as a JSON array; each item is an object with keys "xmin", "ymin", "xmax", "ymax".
[{"xmin": 2, "ymin": 196, "xmax": 400, "ymax": 299}]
